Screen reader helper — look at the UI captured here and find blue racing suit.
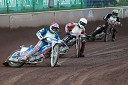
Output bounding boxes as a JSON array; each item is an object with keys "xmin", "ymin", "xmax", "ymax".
[
  {"xmin": 35, "ymin": 28, "xmax": 60, "ymax": 54},
  {"xmin": 22, "ymin": 28, "xmax": 60, "ymax": 60}
]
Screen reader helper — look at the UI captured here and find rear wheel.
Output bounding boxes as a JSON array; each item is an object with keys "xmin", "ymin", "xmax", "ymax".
[
  {"xmin": 51, "ymin": 44, "xmax": 59, "ymax": 67},
  {"xmin": 7, "ymin": 49, "xmax": 24, "ymax": 67}
]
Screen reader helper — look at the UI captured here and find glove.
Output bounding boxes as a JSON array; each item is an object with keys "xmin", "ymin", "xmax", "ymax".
[
  {"xmin": 46, "ymin": 37, "xmax": 52, "ymax": 42},
  {"xmin": 40, "ymin": 37, "xmax": 47, "ymax": 41}
]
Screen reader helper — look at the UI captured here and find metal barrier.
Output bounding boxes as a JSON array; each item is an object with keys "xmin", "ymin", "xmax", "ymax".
[{"xmin": 0, "ymin": 0, "xmax": 128, "ymax": 14}]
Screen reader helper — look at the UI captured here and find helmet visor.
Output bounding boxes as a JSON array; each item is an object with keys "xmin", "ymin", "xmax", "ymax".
[
  {"xmin": 52, "ymin": 27, "xmax": 59, "ymax": 32},
  {"xmin": 113, "ymin": 13, "xmax": 118, "ymax": 16},
  {"xmin": 80, "ymin": 21, "xmax": 87, "ymax": 27}
]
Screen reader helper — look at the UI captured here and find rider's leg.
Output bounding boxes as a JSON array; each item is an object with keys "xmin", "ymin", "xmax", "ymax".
[
  {"xmin": 29, "ymin": 43, "xmax": 51, "ymax": 62},
  {"xmin": 80, "ymin": 39, "xmax": 86, "ymax": 57},
  {"xmin": 21, "ymin": 41, "xmax": 43, "ymax": 61},
  {"xmin": 112, "ymin": 28, "xmax": 117, "ymax": 41}
]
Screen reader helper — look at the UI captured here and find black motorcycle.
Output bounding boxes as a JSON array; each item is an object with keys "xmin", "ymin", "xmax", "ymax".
[
  {"xmin": 87, "ymin": 19, "xmax": 121, "ymax": 42},
  {"xmin": 59, "ymin": 32, "xmax": 86, "ymax": 58}
]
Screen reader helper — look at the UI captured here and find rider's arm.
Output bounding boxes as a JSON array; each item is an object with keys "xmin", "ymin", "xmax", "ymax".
[
  {"xmin": 65, "ymin": 22, "xmax": 75, "ymax": 34},
  {"xmin": 81, "ymin": 28, "xmax": 86, "ymax": 34},
  {"xmin": 103, "ymin": 14, "xmax": 112, "ymax": 21},
  {"xmin": 116, "ymin": 17, "xmax": 121, "ymax": 25},
  {"xmin": 55, "ymin": 33, "xmax": 60, "ymax": 40},
  {"xmin": 65, "ymin": 23, "xmax": 70, "ymax": 33},
  {"xmin": 36, "ymin": 28, "xmax": 46, "ymax": 40},
  {"xmin": 81, "ymin": 28, "xmax": 86, "ymax": 43}
]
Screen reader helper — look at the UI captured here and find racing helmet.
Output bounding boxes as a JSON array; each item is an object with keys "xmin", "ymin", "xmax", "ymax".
[
  {"xmin": 112, "ymin": 9, "xmax": 119, "ymax": 17},
  {"xmin": 78, "ymin": 18, "xmax": 87, "ymax": 29},
  {"xmin": 50, "ymin": 22, "xmax": 59, "ymax": 33}
]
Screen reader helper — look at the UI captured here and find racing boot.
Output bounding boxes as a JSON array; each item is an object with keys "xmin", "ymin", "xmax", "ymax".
[
  {"xmin": 80, "ymin": 53, "xmax": 85, "ymax": 57},
  {"xmin": 55, "ymin": 62, "xmax": 61, "ymax": 67},
  {"xmin": 2, "ymin": 62, "xmax": 9, "ymax": 66}
]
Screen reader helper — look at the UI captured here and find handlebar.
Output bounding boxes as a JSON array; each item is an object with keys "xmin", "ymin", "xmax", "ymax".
[
  {"xmin": 44, "ymin": 37, "xmax": 63, "ymax": 44},
  {"xmin": 69, "ymin": 32, "xmax": 87, "ymax": 38},
  {"xmin": 70, "ymin": 32, "xmax": 82, "ymax": 36},
  {"xmin": 107, "ymin": 19, "xmax": 120, "ymax": 26}
]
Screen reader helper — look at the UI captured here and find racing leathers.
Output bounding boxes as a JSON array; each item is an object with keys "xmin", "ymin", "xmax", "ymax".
[
  {"xmin": 91, "ymin": 14, "xmax": 121, "ymax": 40},
  {"xmin": 63, "ymin": 22, "xmax": 86, "ymax": 57}
]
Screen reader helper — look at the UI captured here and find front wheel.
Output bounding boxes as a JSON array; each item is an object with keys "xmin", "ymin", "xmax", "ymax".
[
  {"xmin": 50, "ymin": 44, "xmax": 59, "ymax": 67},
  {"xmin": 7, "ymin": 49, "xmax": 24, "ymax": 67}
]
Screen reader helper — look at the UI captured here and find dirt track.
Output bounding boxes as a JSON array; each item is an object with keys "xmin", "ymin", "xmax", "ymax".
[{"xmin": 0, "ymin": 18, "xmax": 128, "ymax": 85}]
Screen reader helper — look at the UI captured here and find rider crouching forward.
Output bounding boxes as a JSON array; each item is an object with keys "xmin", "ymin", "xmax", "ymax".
[
  {"xmin": 91, "ymin": 9, "xmax": 121, "ymax": 41},
  {"xmin": 20, "ymin": 22, "xmax": 60, "ymax": 62},
  {"xmin": 63, "ymin": 18, "xmax": 88, "ymax": 57}
]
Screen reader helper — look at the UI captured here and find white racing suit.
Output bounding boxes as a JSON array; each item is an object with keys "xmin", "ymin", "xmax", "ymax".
[{"xmin": 63, "ymin": 22, "xmax": 86, "ymax": 56}]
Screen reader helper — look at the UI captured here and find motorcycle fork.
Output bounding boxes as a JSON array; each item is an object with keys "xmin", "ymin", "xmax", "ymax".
[{"xmin": 75, "ymin": 35, "xmax": 81, "ymax": 49}]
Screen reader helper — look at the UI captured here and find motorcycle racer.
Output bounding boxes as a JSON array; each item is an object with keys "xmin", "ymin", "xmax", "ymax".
[
  {"xmin": 62, "ymin": 18, "xmax": 88, "ymax": 57},
  {"xmin": 21, "ymin": 22, "xmax": 60, "ymax": 62},
  {"xmin": 91, "ymin": 9, "xmax": 121, "ymax": 41}
]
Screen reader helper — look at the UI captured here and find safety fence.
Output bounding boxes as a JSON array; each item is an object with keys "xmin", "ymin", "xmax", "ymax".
[
  {"xmin": 0, "ymin": 6, "xmax": 128, "ymax": 28},
  {"xmin": 0, "ymin": 0, "xmax": 128, "ymax": 14}
]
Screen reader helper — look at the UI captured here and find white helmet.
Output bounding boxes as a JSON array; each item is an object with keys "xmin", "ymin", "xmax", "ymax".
[
  {"xmin": 112, "ymin": 9, "xmax": 119, "ymax": 17},
  {"xmin": 112, "ymin": 9, "xmax": 119, "ymax": 14},
  {"xmin": 50, "ymin": 22, "xmax": 59, "ymax": 33},
  {"xmin": 78, "ymin": 18, "xmax": 87, "ymax": 29}
]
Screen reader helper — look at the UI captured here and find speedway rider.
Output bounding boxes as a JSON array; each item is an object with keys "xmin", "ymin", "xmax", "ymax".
[
  {"xmin": 20, "ymin": 22, "xmax": 60, "ymax": 62},
  {"xmin": 62, "ymin": 18, "xmax": 88, "ymax": 57},
  {"xmin": 91, "ymin": 9, "xmax": 121, "ymax": 41}
]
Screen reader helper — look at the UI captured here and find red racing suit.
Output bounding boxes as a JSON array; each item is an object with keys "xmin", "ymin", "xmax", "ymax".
[{"xmin": 65, "ymin": 22, "xmax": 85, "ymax": 35}]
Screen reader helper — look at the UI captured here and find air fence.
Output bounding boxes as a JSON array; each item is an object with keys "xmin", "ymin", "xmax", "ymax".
[{"xmin": 0, "ymin": 0, "xmax": 128, "ymax": 14}]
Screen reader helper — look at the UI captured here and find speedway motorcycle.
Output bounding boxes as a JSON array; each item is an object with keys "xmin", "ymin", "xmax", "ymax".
[
  {"xmin": 87, "ymin": 19, "xmax": 121, "ymax": 42},
  {"xmin": 3, "ymin": 38, "xmax": 62, "ymax": 67},
  {"xmin": 59, "ymin": 32, "xmax": 86, "ymax": 58}
]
